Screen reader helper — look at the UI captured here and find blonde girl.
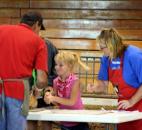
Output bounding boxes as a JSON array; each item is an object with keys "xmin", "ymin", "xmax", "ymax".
[{"xmin": 44, "ymin": 51, "xmax": 90, "ymax": 130}]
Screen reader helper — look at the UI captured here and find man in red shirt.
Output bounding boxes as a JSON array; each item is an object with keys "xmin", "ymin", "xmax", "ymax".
[{"xmin": 0, "ymin": 12, "xmax": 48, "ymax": 130}]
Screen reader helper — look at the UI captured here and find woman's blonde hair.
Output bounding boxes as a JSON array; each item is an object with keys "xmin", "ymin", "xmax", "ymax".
[
  {"xmin": 55, "ymin": 51, "xmax": 89, "ymax": 71},
  {"xmin": 97, "ymin": 28, "xmax": 127, "ymax": 58}
]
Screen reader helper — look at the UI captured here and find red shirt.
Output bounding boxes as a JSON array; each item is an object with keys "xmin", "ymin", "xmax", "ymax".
[{"xmin": 0, "ymin": 24, "xmax": 48, "ymax": 100}]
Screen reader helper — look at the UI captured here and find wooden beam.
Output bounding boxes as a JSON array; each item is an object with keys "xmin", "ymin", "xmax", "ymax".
[
  {"xmin": 0, "ymin": 9, "xmax": 20, "ymax": 18},
  {"xmin": 30, "ymin": 1, "xmax": 142, "ymax": 10},
  {"xmin": 40, "ymin": 29, "xmax": 142, "ymax": 40},
  {"xmin": 0, "ymin": 17, "xmax": 11, "ymax": 24},
  {"xmin": 21, "ymin": 9, "xmax": 142, "ymax": 19},
  {"xmin": 47, "ymin": 38, "xmax": 142, "ymax": 50},
  {"xmin": 43, "ymin": 19, "xmax": 142, "ymax": 30},
  {"xmin": 0, "ymin": 0, "xmax": 29, "ymax": 8}
]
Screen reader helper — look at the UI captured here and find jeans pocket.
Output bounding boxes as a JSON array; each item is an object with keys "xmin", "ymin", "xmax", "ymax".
[{"xmin": 6, "ymin": 97, "xmax": 23, "ymax": 109}]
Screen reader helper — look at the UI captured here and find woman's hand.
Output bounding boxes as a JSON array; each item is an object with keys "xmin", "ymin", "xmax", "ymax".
[
  {"xmin": 118, "ymin": 100, "xmax": 134, "ymax": 110},
  {"xmin": 87, "ymin": 83, "xmax": 97, "ymax": 93}
]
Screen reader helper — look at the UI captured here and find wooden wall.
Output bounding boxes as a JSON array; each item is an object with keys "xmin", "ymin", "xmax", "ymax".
[
  {"xmin": 0, "ymin": 0, "xmax": 142, "ymax": 49},
  {"xmin": 0, "ymin": 0, "xmax": 142, "ymax": 96}
]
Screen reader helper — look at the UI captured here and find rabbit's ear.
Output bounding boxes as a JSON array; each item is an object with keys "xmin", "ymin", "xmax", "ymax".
[{"xmin": 29, "ymin": 94, "xmax": 38, "ymax": 109}]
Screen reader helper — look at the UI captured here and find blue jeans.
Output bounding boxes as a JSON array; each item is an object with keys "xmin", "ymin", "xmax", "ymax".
[{"xmin": 0, "ymin": 95, "xmax": 27, "ymax": 130}]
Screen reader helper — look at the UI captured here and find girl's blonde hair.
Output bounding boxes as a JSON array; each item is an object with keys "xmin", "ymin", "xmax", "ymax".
[
  {"xmin": 97, "ymin": 28, "xmax": 127, "ymax": 59},
  {"xmin": 55, "ymin": 51, "xmax": 89, "ymax": 71}
]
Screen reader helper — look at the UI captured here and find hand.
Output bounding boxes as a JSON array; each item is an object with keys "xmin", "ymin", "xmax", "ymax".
[
  {"xmin": 87, "ymin": 83, "xmax": 96, "ymax": 93},
  {"xmin": 44, "ymin": 92, "xmax": 54, "ymax": 104},
  {"xmin": 44, "ymin": 87, "xmax": 54, "ymax": 94},
  {"xmin": 118, "ymin": 100, "xmax": 134, "ymax": 110},
  {"xmin": 32, "ymin": 87, "xmax": 42, "ymax": 98}
]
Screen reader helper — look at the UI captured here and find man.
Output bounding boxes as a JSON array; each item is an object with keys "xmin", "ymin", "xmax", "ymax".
[
  {"xmin": 0, "ymin": 12, "xmax": 48, "ymax": 130},
  {"xmin": 28, "ymin": 39, "xmax": 58, "ymax": 130}
]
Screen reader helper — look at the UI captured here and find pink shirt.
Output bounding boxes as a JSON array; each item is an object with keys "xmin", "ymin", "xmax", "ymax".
[{"xmin": 53, "ymin": 73, "xmax": 84, "ymax": 126}]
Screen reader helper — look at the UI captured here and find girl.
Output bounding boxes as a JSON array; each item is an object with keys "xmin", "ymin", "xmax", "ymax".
[{"xmin": 44, "ymin": 51, "xmax": 90, "ymax": 130}]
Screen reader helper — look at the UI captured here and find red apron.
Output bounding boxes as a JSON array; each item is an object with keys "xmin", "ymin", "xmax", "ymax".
[{"xmin": 109, "ymin": 58, "xmax": 142, "ymax": 130}]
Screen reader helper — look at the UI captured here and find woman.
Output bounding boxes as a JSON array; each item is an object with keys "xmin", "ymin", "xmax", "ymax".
[{"xmin": 87, "ymin": 28, "xmax": 142, "ymax": 130}]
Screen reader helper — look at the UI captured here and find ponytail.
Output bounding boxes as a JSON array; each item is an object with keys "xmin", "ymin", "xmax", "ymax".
[{"xmin": 72, "ymin": 52, "xmax": 90, "ymax": 71}]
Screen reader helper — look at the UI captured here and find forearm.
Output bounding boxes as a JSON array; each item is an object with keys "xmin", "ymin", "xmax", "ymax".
[
  {"xmin": 129, "ymin": 85, "xmax": 142, "ymax": 106},
  {"xmin": 53, "ymin": 96, "xmax": 76, "ymax": 106},
  {"xmin": 95, "ymin": 80, "xmax": 108, "ymax": 93},
  {"xmin": 36, "ymin": 80, "xmax": 47, "ymax": 89},
  {"xmin": 36, "ymin": 70, "xmax": 48, "ymax": 89}
]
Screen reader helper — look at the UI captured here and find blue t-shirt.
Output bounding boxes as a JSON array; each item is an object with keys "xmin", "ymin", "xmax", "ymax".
[{"xmin": 98, "ymin": 45, "xmax": 142, "ymax": 88}]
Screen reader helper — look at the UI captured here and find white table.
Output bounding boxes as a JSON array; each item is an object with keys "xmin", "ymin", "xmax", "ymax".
[{"xmin": 27, "ymin": 109, "xmax": 142, "ymax": 130}]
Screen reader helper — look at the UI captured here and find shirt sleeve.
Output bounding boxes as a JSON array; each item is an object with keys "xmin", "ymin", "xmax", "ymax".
[
  {"xmin": 98, "ymin": 56, "xmax": 109, "ymax": 81},
  {"xmin": 35, "ymin": 39, "xmax": 48, "ymax": 72},
  {"xmin": 129, "ymin": 52, "xmax": 142, "ymax": 85}
]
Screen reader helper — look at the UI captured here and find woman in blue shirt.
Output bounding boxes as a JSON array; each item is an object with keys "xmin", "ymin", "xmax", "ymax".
[{"xmin": 88, "ymin": 28, "xmax": 142, "ymax": 130}]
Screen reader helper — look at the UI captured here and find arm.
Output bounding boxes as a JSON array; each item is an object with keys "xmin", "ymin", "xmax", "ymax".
[
  {"xmin": 118, "ymin": 50, "xmax": 142, "ymax": 109},
  {"xmin": 118, "ymin": 85, "xmax": 142, "ymax": 109},
  {"xmin": 35, "ymin": 39, "xmax": 48, "ymax": 89},
  {"xmin": 44, "ymin": 79, "xmax": 80, "ymax": 106},
  {"xmin": 45, "ymin": 40, "xmax": 58, "ymax": 87},
  {"xmin": 87, "ymin": 56, "xmax": 109, "ymax": 93},
  {"xmin": 130, "ymin": 85, "xmax": 142, "ymax": 105},
  {"xmin": 36, "ymin": 69, "xmax": 48, "ymax": 89},
  {"xmin": 87, "ymin": 79, "xmax": 108, "ymax": 93},
  {"xmin": 44, "ymin": 85, "xmax": 58, "ymax": 105}
]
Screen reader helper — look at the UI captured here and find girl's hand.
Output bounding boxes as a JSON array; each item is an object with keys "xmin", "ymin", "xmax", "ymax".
[
  {"xmin": 44, "ymin": 91, "xmax": 51, "ymax": 104},
  {"xmin": 118, "ymin": 100, "xmax": 134, "ymax": 110},
  {"xmin": 87, "ymin": 83, "xmax": 96, "ymax": 93},
  {"xmin": 44, "ymin": 93, "xmax": 54, "ymax": 104}
]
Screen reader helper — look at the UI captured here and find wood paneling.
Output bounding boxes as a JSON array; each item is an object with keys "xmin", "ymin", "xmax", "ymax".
[
  {"xmin": 21, "ymin": 9, "xmax": 142, "ymax": 19},
  {"xmin": 0, "ymin": 9, "xmax": 20, "ymax": 18},
  {"xmin": 48, "ymin": 38, "xmax": 142, "ymax": 50},
  {"xmin": 40, "ymin": 29, "xmax": 142, "ymax": 40},
  {"xmin": 0, "ymin": 0, "xmax": 29, "ymax": 8},
  {"xmin": 124, "ymin": 41, "xmax": 142, "ymax": 48},
  {"xmin": 11, "ymin": 18, "xmax": 20, "ymax": 25},
  {"xmin": 0, "ymin": 17, "xmax": 11, "ymax": 24},
  {"xmin": 43, "ymin": 19, "xmax": 142, "ymax": 30},
  {"xmin": 0, "ymin": 0, "xmax": 142, "ymax": 96},
  {"xmin": 30, "ymin": 1, "xmax": 142, "ymax": 10},
  {"xmin": 47, "ymin": 39, "xmax": 98, "ymax": 50}
]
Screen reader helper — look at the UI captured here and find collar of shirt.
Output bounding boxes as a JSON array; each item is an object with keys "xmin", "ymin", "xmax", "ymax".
[
  {"xmin": 56, "ymin": 74, "xmax": 77, "ymax": 90},
  {"xmin": 18, "ymin": 23, "xmax": 32, "ymax": 31}
]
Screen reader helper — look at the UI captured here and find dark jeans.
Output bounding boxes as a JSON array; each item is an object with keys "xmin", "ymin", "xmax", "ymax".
[{"xmin": 61, "ymin": 123, "xmax": 90, "ymax": 130}]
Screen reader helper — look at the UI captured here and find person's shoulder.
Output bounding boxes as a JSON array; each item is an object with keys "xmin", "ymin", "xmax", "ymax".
[
  {"xmin": 0, "ymin": 24, "xmax": 12, "ymax": 28},
  {"xmin": 71, "ymin": 74, "xmax": 79, "ymax": 81},
  {"xmin": 45, "ymin": 39, "xmax": 57, "ymax": 48},
  {"xmin": 53, "ymin": 76, "xmax": 59, "ymax": 83},
  {"xmin": 101, "ymin": 56, "xmax": 109, "ymax": 65},
  {"xmin": 0, "ymin": 24, "xmax": 19, "ymax": 31},
  {"xmin": 125, "ymin": 45, "xmax": 142, "ymax": 58},
  {"xmin": 102, "ymin": 56, "xmax": 109, "ymax": 60},
  {"xmin": 124, "ymin": 45, "xmax": 142, "ymax": 64}
]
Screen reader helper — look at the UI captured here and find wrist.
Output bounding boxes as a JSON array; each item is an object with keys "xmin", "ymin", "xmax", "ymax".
[
  {"xmin": 35, "ymin": 87, "xmax": 43, "ymax": 92},
  {"xmin": 53, "ymin": 96, "xmax": 57, "ymax": 102},
  {"xmin": 129, "ymin": 98, "xmax": 136, "ymax": 106}
]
